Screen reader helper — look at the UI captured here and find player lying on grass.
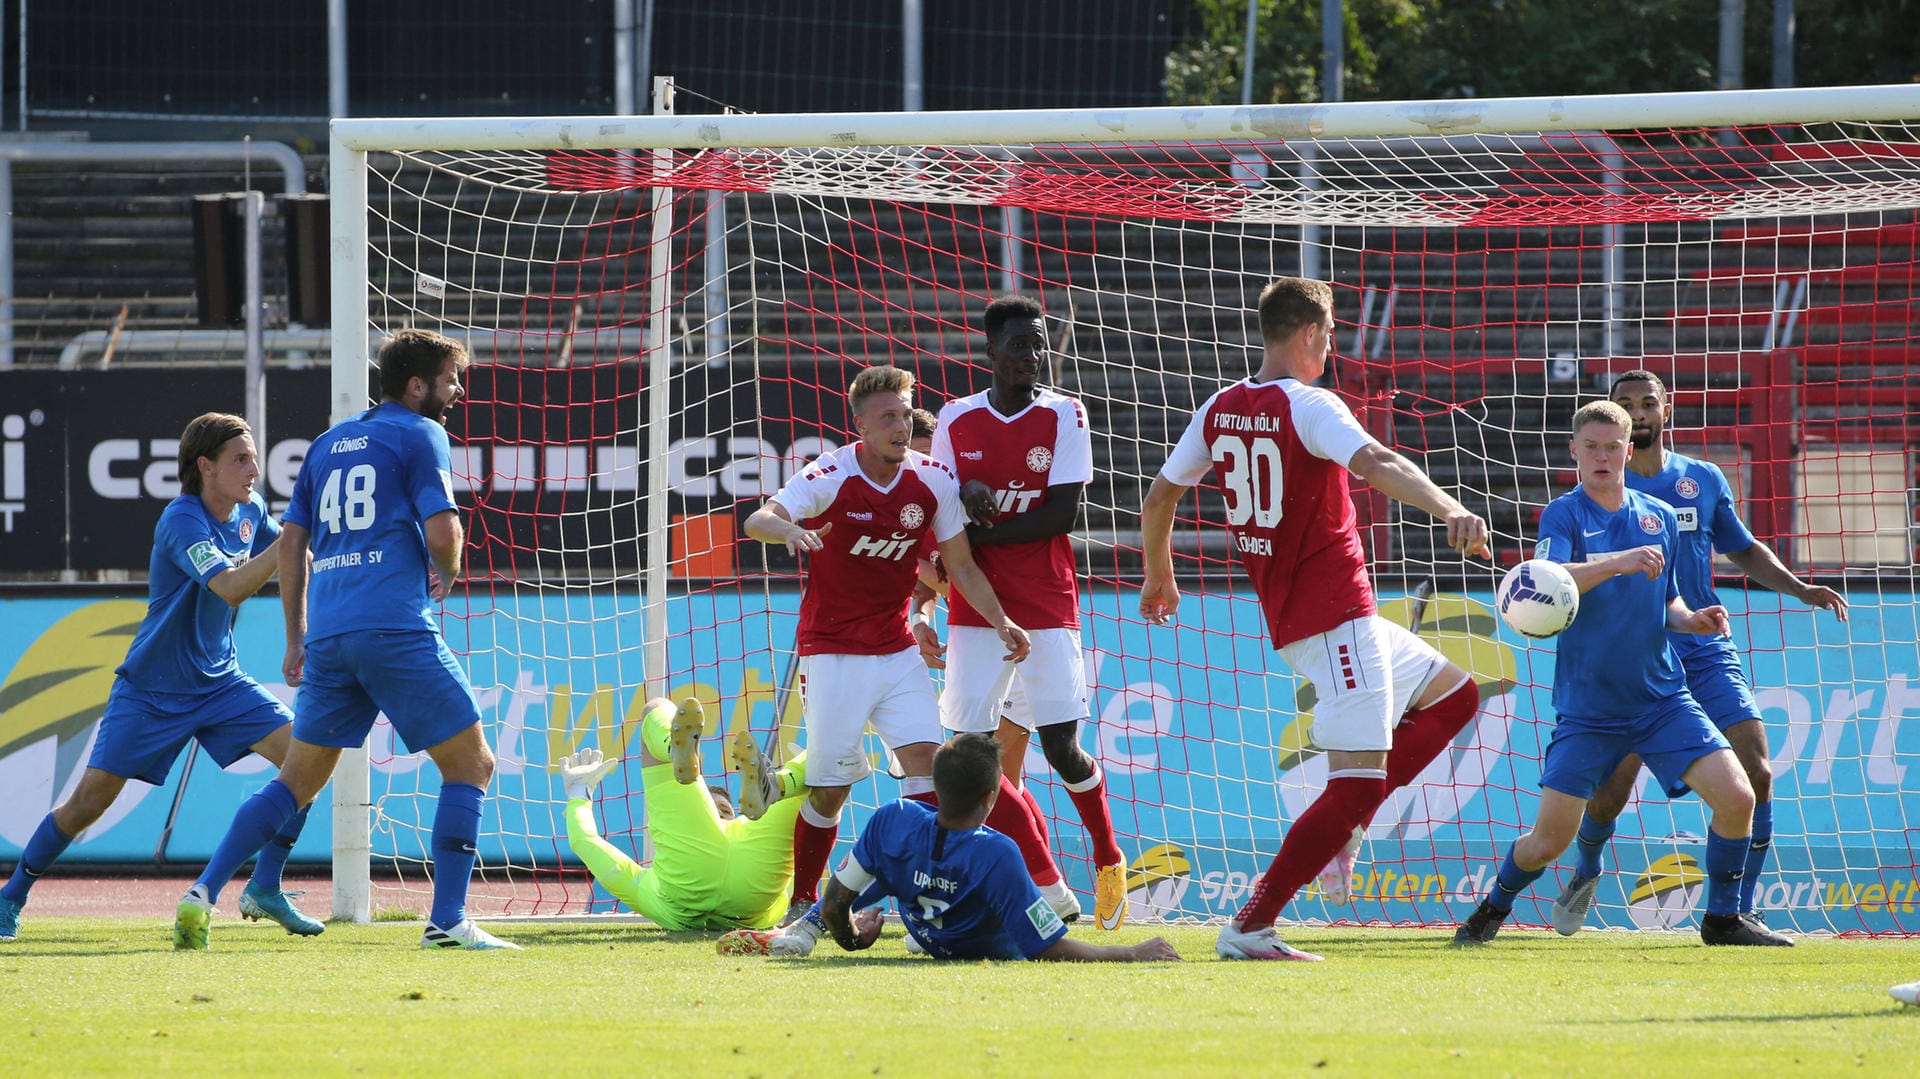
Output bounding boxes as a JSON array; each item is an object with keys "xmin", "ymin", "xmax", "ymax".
[
  {"xmin": 1140, "ymin": 276, "xmax": 1489, "ymax": 961},
  {"xmin": 715, "ymin": 733, "xmax": 1180, "ymax": 962},
  {"xmin": 1453, "ymin": 401, "xmax": 1789, "ymax": 948},
  {"xmin": 555, "ymin": 698, "xmax": 814, "ymax": 930},
  {"xmin": 1, "ymin": 413, "xmax": 320, "ymax": 944},
  {"xmin": 1548, "ymin": 369, "xmax": 1848, "ymax": 938},
  {"xmin": 932, "ymin": 296, "xmax": 1128, "ymax": 929}
]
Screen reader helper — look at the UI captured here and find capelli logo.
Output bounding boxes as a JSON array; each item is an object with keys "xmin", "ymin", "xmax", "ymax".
[{"xmin": 846, "ymin": 511, "xmax": 874, "ymax": 521}]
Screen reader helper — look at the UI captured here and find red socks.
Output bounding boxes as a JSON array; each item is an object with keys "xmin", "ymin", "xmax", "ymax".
[
  {"xmin": 985, "ymin": 774, "xmax": 1063, "ymax": 886},
  {"xmin": 1386, "ymin": 678, "xmax": 1480, "ymax": 788},
  {"xmin": 1018, "ymin": 784, "xmax": 1050, "ymax": 848},
  {"xmin": 1063, "ymin": 766, "xmax": 1124, "ymax": 867},
  {"xmin": 1235, "ymin": 775, "xmax": 1389, "ymax": 931},
  {"xmin": 789, "ymin": 803, "xmax": 840, "ymax": 905}
]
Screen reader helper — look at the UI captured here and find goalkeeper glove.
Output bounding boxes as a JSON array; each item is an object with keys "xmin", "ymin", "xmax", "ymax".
[{"xmin": 557, "ymin": 748, "xmax": 621, "ymax": 800}]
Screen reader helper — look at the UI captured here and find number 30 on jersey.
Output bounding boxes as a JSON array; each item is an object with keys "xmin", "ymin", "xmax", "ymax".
[
  {"xmin": 317, "ymin": 464, "xmax": 377, "ymax": 534},
  {"xmin": 1211, "ymin": 434, "xmax": 1283, "ymax": 528}
]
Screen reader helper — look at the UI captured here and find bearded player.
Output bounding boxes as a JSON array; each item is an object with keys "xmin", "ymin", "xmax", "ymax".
[
  {"xmin": 1547, "ymin": 371, "xmax": 1848, "ymax": 936},
  {"xmin": 744, "ymin": 365, "xmax": 1070, "ymax": 950},
  {"xmin": 1452, "ymin": 401, "xmax": 1790, "ymax": 948},
  {"xmin": 1140, "ymin": 277, "xmax": 1490, "ymax": 961},
  {"xmin": 931, "ymin": 295, "xmax": 1127, "ymax": 929}
]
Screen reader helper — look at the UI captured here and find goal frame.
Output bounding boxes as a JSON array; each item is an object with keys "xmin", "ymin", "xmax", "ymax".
[{"xmin": 325, "ymin": 82, "xmax": 1920, "ymax": 922}]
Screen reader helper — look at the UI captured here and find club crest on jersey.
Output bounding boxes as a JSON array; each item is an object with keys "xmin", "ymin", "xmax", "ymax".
[
  {"xmin": 1640, "ymin": 513, "xmax": 1663, "ymax": 535},
  {"xmin": 1026, "ymin": 446, "xmax": 1052, "ymax": 472},
  {"xmin": 898, "ymin": 503, "xmax": 925, "ymax": 530},
  {"xmin": 239, "ymin": 519, "xmax": 253, "ymax": 544},
  {"xmin": 1674, "ymin": 477, "xmax": 1699, "ymax": 499}
]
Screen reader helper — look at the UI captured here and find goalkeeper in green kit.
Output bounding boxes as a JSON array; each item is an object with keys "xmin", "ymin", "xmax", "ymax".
[{"xmin": 556, "ymin": 698, "xmax": 812, "ymax": 930}]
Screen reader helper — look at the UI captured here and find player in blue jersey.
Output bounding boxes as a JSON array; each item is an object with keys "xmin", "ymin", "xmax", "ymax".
[
  {"xmin": 1453, "ymin": 401, "xmax": 1791, "ymax": 947},
  {"xmin": 1548, "ymin": 371, "xmax": 1848, "ymax": 938},
  {"xmin": 0, "ymin": 413, "xmax": 321, "ymax": 944},
  {"xmin": 714, "ymin": 734, "xmax": 1180, "ymax": 962},
  {"xmin": 175, "ymin": 330, "xmax": 515, "ymax": 951}
]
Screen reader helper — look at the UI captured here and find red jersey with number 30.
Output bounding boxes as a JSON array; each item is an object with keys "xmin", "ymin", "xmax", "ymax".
[
  {"xmin": 932, "ymin": 389, "xmax": 1093, "ymax": 630},
  {"xmin": 770, "ymin": 444, "xmax": 968, "ymax": 656},
  {"xmin": 1159, "ymin": 377, "xmax": 1379, "ymax": 647}
]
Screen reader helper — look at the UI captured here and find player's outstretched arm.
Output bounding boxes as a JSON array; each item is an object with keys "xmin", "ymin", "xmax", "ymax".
[
  {"xmin": 938, "ymin": 533, "xmax": 1032, "ymax": 662},
  {"xmin": 278, "ymin": 522, "xmax": 313, "ymax": 686},
  {"xmin": 818, "ymin": 877, "xmax": 883, "ymax": 952},
  {"xmin": 1726, "ymin": 542, "xmax": 1850, "ymax": 622},
  {"xmin": 1347, "ymin": 444, "xmax": 1489, "ymax": 558},
  {"xmin": 553, "ymin": 751, "xmax": 651, "ymax": 912},
  {"xmin": 206, "ymin": 533, "xmax": 283, "ymax": 607},
  {"xmin": 744, "ymin": 502, "xmax": 832, "ymax": 556},
  {"xmin": 1035, "ymin": 934, "xmax": 1182, "ymax": 962},
  {"xmin": 1138, "ymin": 475, "xmax": 1188, "ymax": 624}
]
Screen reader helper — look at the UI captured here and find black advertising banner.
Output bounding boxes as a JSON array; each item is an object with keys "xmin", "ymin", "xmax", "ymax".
[
  {"xmin": 2, "ymin": 357, "xmax": 986, "ymax": 576},
  {"xmin": 0, "ymin": 368, "xmax": 331, "ymax": 573}
]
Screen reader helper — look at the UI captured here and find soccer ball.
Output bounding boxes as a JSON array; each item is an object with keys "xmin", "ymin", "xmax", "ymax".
[{"xmin": 1497, "ymin": 559, "xmax": 1580, "ymax": 638}]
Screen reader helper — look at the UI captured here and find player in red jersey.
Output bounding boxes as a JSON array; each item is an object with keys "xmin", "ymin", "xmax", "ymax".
[
  {"xmin": 932, "ymin": 295, "xmax": 1128, "ymax": 930},
  {"xmin": 745, "ymin": 365, "xmax": 1048, "ymax": 924},
  {"xmin": 1139, "ymin": 277, "xmax": 1491, "ymax": 961}
]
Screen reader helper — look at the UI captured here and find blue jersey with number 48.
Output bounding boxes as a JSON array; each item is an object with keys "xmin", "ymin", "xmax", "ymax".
[
  {"xmin": 839, "ymin": 799, "xmax": 1069, "ymax": 961},
  {"xmin": 284, "ymin": 402, "xmax": 458, "ymax": 643}
]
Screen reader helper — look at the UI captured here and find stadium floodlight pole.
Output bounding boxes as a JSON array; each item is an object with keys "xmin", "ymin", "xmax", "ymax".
[
  {"xmin": 327, "ymin": 0, "xmax": 347, "ymax": 118},
  {"xmin": 243, "ymin": 189, "xmax": 266, "ymax": 453},
  {"xmin": 327, "ymin": 131, "xmax": 374, "ymax": 924},
  {"xmin": 643, "ymin": 75, "xmax": 675, "ymax": 699}
]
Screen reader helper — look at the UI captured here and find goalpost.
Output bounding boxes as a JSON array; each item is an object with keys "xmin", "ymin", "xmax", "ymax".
[{"xmin": 327, "ymin": 83, "xmax": 1920, "ymax": 933}]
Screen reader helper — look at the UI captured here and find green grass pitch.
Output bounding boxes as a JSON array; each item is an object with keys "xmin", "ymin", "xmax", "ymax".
[{"xmin": 7, "ymin": 919, "xmax": 1920, "ymax": 1076}]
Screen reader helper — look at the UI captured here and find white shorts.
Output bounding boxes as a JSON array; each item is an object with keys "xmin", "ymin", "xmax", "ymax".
[
  {"xmin": 1278, "ymin": 614, "xmax": 1448, "ymax": 753},
  {"xmin": 800, "ymin": 647, "xmax": 942, "ymax": 786},
  {"xmin": 940, "ymin": 626, "xmax": 1090, "ymax": 734}
]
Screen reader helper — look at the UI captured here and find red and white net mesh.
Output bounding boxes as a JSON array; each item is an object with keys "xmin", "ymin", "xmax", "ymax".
[{"xmin": 357, "ymin": 120, "xmax": 1920, "ymax": 932}]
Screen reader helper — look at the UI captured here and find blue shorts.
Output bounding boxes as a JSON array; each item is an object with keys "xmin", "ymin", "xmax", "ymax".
[
  {"xmin": 89, "ymin": 675, "xmax": 291, "ymax": 786},
  {"xmin": 294, "ymin": 630, "xmax": 480, "ymax": 754},
  {"xmin": 1539, "ymin": 690, "xmax": 1730, "ymax": 800},
  {"xmin": 1677, "ymin": 639, "xmax": 1761, "ymax": 732}
]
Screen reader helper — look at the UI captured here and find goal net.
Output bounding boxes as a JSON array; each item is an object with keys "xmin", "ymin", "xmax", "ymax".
[{"xmin": 329, "ymin": 85, "xmax": 1920, "ymax": 933}]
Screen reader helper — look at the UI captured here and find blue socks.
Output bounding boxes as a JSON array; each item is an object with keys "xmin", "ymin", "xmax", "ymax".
[
  {"xmin": 2, "ymin": 815, "xmax": 75, "ymax": 905},
  {"xmin": 195, "ymin": 780, "xmax": 299, "ymax": 904},
  {"xmin": 1487, "ymin": 847, "xmax": 1545, "ymax": 913},
  {"xmin": 429, "ymin": 782, "xmax": 485, "ymax": 930},
  {"xmin": 247, "ymin": 805, "xmax": 312, "ymax": 893},
  {"xmin": 1574, "ymin": 813, "xmax": 1615, "ymax": 880},
  {"xmin": 1739, "ymin": 801, "xmax": 1772, "ymax": 914},
  {"xmin": 1703, "ymin": 829, "xmax": 1748, "ymax": 916}
]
